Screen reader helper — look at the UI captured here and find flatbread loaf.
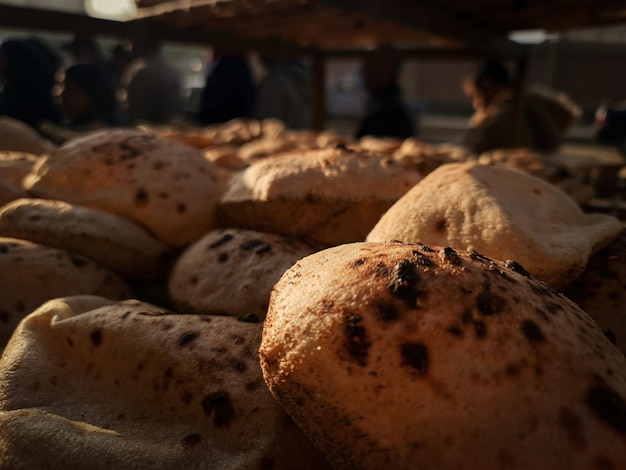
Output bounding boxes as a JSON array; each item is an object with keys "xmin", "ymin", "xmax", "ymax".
[
  {"xmin": 220, "ymin": 147, "xmax": 422, "ymax": 246},
  {"xmin": 0, "ymin": 117, "xmax": 56, "ymax": 155},
  {"xmin": 0, "ymin": 297, "xmax": 330, "ymax": 470},
  {"xmin": 0, "ymin": 198, "xmax": 173, "ymax": 279},
  {"xmin": 367, "ymin": 162, "xmax": 622, "ymax": 288},
  {"xmin": 261, "ymin": 242, "xmax": 626, "ymax": 469},
  {"xmin": 169, "ymin": 228, "xmax": 316, "ymax": 319},
  {"xmin": 0, "ymin": 151, "xmax": 38, "ymax": 206},
  {"xmin": 0, "ymin": 238, "xmax": 133, "ymax": 346},
  {"xmin": 23, "ymin": 129, "xmax": 222, "ymax": 246},
  {"xmin": 564, "ymin": 228, "xmax": 626, "ymax": 352}
]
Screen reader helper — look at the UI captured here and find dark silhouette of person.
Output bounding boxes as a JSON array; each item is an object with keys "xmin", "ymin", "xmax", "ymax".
[
  {"xmin": 463, "ymin": 60, "xmax": 580, "ymax": 154},
  {"xmin": 255, "ymin": 57, "xmax": 311, "ymax": 129},
  {"xmin": 62, "ymin": 35, "xmax": 104, "ymax": 65},
  {"xmin": 60, "ymin": 62, "xmax": 123, "ymax": 129},
  {"xmin": 356, "ymin": 48, "xmax": 416, "ymax": 140},
  {"xmin": 125, "ymin": 38, "xmax": 182, "ymax": 125},
  {"xmin": 0, "ymin": 37, "xmax": 61, "ymax": 130},
  {"xmin": 197, "ymin": 52, "xmax": 256, "ymax": 125}
]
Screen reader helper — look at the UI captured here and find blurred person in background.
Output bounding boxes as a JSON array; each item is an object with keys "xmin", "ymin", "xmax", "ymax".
[
  {"xmin": 60, "ymin": 62, "xmax": 123, "ymax": 130},
  {"xmin": 463, "ymin": 60, "xmax": 580, "ymax": 154},
  {"xmin": 125, "ymin": 37, "xmax": 182, "ymax": 125},
  {"xmin": 40, "ymin": 62, "xmax": 124, "ymax": 143},
  {"xmin": 356, "ymin": 47, "xmax": 416, "ymax": 139},
  {"xmin": 62, "ymin": 35, "xmax": 104, "ymax": 65},
  {"xmin": 0, "ymin": 36, "xmax": 62, "ymax": 130},
  {"xmin": 254, "ymin": 56, "xmax": 311, "ymax": 129},
  {"xmin": 197, "ymin": 48, "xmax": 256, "ymax": 125}
]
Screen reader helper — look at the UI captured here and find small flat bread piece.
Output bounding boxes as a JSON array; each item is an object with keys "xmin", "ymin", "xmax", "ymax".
[
  {"xmin": 0, "ymin": 297, "xmax": 330, "ymax": 470},
  {"xmin": 0, "ymin": 238, "xmax": 134, "ymax": 346},
  {"xmin": 169, "ymin": 228, "xmax": 316, "ymax": 319},
  {"xmin": 564, "ymin": 228, "xmax": 626, "ymax": 352},
  {"xmin": 0, "ymin": 117, "xmax": 56, "ymax": 155},
  {"xmin": 23, "ymin": 128, "xmax": 222, "ymax": 246},
  {"xmin": 261, "ymin": 242, "xmax": 626, "ymax": 470},
  {"xmin": 0, "ymin": 198, "xmax": 174, "ymax": 279},
  {"xmin": 220, "ymin": 147, "xmax": 422, "ymax": 246},
  {"xmin": 0, "ymin": 151, "xmax": 38, "ymax": 206},
  {"xmin": 367, "ymin": 162, "xmax": 622, "ymax": 288}
]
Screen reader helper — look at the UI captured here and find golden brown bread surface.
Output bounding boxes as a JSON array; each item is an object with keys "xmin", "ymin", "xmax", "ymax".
[
  {"xmin": 169, "ymin": 228, "xmax": 316, "ymax": 319},
  {"xmin": 0, "ymin": 297, "xmax": 330, "ymax": 470},
  {"xmin": 0, "ymin": 238, "xmax": 134, "ymax": 347},
  {"xmin": 23, "ymin": 129, "xmax": 222, "ymax": 246},
  {"xmin": 261, "ymin": 242, "xmax": 626, "ymax": 470},
  {"xmin": 0, "ymin": 198, "xmax": 173, "ymax": 279},
  {"xmin": 0, "ymin": 151, "xmax": 38, "ymax": 206},
  {"xmin": 367, "ymin": 162, "xmax": 622, "ymax": 288},
  {"xmin": 220, "ymin": 147, "xmax": 422, "ymax": 246}
]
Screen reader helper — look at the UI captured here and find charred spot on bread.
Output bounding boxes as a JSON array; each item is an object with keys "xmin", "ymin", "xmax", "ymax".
[
  {"xmin": 237, "ymin": 313, "xmax": 260, "ymax": 323},
  {"xmin": 441, "ymin": 247, "xmax": 462, "ymax": 265},
  {"xmin": 208, "ymin": 233, "xmax": 234, "ymax": 249},
  {"xmin": 343, "ymin": 313, "xmax": 370, "ymax": 367},
  {"xmin": 179, "ymin": 332, "xmax": 199, "ymax": 346},
  {"xmin": 585, "ymin": 384, "xmax": 626, "ymax": 435},
  {"xmin": 90, "ymin": 329, "xmax": 102, "ymax": 346},
  {"xmin": 181, "ymin": 433, "xmax": 202, "ymax": 449},
  {"xmin": 135, "ymin": 188, "xmax": 149, "ymax": 206},
  {"xmin": 476, "ymin": 282, "xmax": 506, "ymax": 316},
  {"xmin": 202, "ymin": 391, "xmax": 235, "ymax": 428},
  {"xmin": 434, "ymin": 219, "xmax": 447, "ymax": 233},
  {"xmin": 374, "ymin": 301, "xmax": 400, "ymax": 323},
  {"xmin": 241, "ymin": 239, "xmax": 264, "ymax": 250},
  {"xmin": 389, "ymin": 259, "xmax": 424, "ymax": 309},
  {"xmin": 521, "ymin": 320, "xmax": 546, "ymax": 344},
  {"xmin": 256, "ymin": 244, "xmax": 272, "ymax": 255},
  {"xmin": 218, "ymin": 253, "xmax": 229, "ymax": 263},
  {"xmin": 506, "ymin": 260, "xmax": 531, "ymax": 278},
  {"xmin": 400, "ymin": 342, "xmax": 429, "ymax": 376},
  {"xmin": 69, "ymin": 253, "xmax": 88, "ymax": 267}
]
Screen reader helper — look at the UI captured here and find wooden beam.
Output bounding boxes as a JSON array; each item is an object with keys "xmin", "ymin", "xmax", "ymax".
[
  {"xmin": 312, "ymin": 0, "xmax": 526, "ymax": 58},
  {"xmin": 0, "ymin": 4, "xmax": 132, "ymax": 37}
]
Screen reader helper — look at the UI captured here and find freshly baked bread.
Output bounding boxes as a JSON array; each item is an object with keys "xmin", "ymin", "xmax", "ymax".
[
  {"xmin": 0, "ymin": 297, "xmax": 330, "ymax": 470},
  {"xmin": 0, "ymin": 117, "xmax": 56, "ymax": 155},
  {"xmin": 0, "ymin": 198, "xmax": 173, "ymax": 279},
  {"xmin": 169, "ymin": 228, "xmax": 316, "ymax": 319},
  {"xmin": 0, "ymin": 238, "xmax": 133, "ymax": 346},
  {"xmin": 564, "ymin": 228, "xmax": 626, "ymax": 352},
  {"xmin": 261, "ymin": 242, "xmax": 626, "ymax": 470},
  {"xmin": 220, "ymin": 146, "xmax": 422, "ymax": 246},
  {"xmin": 367, "ymin": 162, "xmax": 622, "ymax": 288},
  {"xmin": 23, "ymin": 129, "xmax": 222, "ymax": 246},
  {"xmin": 0, "ymin": 151, "xmax": 38, "ymax": 206}
]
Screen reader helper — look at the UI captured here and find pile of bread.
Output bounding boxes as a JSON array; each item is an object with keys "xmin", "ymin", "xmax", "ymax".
[{"xmin": 0, "ymin": 116, "xmax": 625, "ymax": 469}]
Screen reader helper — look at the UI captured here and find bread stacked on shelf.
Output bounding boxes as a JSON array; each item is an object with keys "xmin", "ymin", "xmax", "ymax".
[{"xmin": 0, "ymin": 119, "xmax": 624, "ymax": 469}]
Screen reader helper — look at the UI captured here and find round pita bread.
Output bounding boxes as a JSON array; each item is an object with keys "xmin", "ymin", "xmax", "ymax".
[
  {"xmin": 261, "ymin": 242, "xmax": 626, "ymax": 469},
  {"xmin": 0, "ymin": 151, "xmax": 38, "ymax": 207},
  {"xmin": 0, "ymin": 297, "xmax": 330, "ymax": 470},
  {"xmin": 0, "ymin": 238, "xmax": 134, "ymax": 346},
  {"xmin": 366, "ymin": 162, "xmax": 622, "ymax": 288},
  {"xmin": 23, "ymin": 129, "xmax": 222, "ymax": 246},
  {"xmin": 220, "ymin": 147, "xmax": 422, "ymax": 246},
  {"xmin": 0, "ymin": 198, "xmax": 174, "ymax": 279},
  {"xmin": 169, "ymin": 228, "xmax": 316, "ymax": 319}
]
